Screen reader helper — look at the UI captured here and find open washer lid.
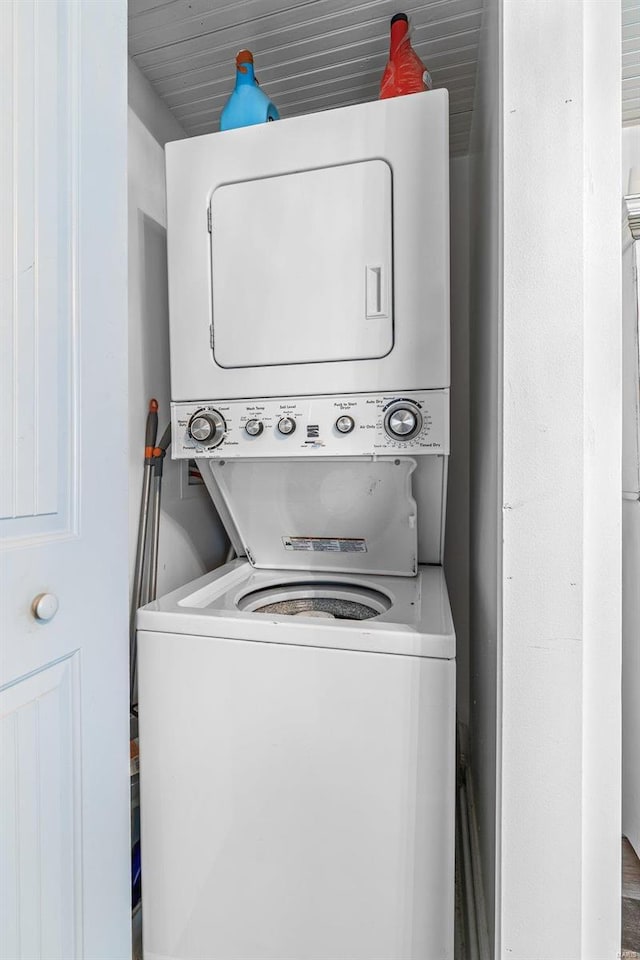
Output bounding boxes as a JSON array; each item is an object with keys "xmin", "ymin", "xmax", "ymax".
[{"xmin": 200, "ymin": 457, "xmax": 418, "ymax": 576}]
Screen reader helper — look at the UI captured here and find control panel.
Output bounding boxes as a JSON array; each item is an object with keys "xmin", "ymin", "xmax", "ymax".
[{"xmin": 172, "ymin": 391, "xmax": 449, "ymax": 459}]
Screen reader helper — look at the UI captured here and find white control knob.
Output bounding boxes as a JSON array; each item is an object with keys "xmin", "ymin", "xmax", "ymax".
[
  {"xmin": 187, "ymin": 410, "xmax": 225, "ymax": 447},
  {"xmin": 32, "ymin": 593, "xmax": 59, "ymax": 622},
  {"xmin": 277, "ymin": 417, "xmax": 296, "ymax": 436},
  {"xmin": 384, "ymin": 403, "xmax": 422, "ymax": 440},
  {"xmin": 335, "ymin": 415, "xmax": 355, "ymax": 434},
  {"xmin": 245, "ymin": 419, "xmax": 263, "ymax": 437}
]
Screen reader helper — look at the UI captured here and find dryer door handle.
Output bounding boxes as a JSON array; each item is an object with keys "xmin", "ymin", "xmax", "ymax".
[{"xmin": 365, "ymin": 265, "xmax": 385, "ymax": 318}]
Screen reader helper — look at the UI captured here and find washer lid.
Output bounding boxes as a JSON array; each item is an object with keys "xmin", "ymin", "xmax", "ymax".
[{"xmin": 203, "ymin": 457, "xmax": 418, "ymax": 576}]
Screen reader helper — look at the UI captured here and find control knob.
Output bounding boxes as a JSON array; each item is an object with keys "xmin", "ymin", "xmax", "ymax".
[
  {"xmin": 277, "ymin": 416, "xmax": 296, "ymax": 436},
  {"xmin": 245, "ymin": 419, "xmax": 263, "ymax": 437},
  {"xmin": 384, "ymin": 402, "xmax": 422, "ymax": 441},
  {"xmin": 187, "ymin": 409, "xmax": 226, "ymax": 447}
]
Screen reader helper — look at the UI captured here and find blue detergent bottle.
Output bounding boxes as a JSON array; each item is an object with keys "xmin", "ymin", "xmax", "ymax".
[{"xmin": 220, "ymin": 49, "xmax": 280, "ymax": 131}]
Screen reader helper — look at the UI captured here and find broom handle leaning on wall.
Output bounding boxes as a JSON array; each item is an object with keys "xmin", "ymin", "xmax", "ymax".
[
  {"xmin": 148, "ymin": 423, "xmax": 172, "ymax": 604},
  {"xmin": 130, "ymin": 399, "xmax": 158, "ymax": 711}
]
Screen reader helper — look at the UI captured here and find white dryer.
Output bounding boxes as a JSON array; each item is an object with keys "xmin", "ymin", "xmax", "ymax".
[
  {"xmin": 138, "ymin": 91, "xmax": 455, "ymax": 960},
  {"xmin": 165, "ymin": 90, "xmax": 449, "ymax": 402}
]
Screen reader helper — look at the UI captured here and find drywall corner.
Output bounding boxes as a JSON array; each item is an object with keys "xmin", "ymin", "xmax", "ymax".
[
  {"xmin": 128, "ymin": 57, "xmax": 185, "ymax": 147},
  {"xmin": 128, "ymin": 83, "xmax": 227, "ymax": 601}
]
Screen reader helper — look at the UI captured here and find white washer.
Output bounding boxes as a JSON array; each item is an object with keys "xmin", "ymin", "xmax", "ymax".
[{"xmin": 138, "ymin": 561, "xmax": 455, "ymax": 960}]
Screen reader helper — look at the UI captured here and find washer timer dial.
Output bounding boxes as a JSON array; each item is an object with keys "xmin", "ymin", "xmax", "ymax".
[{"xmin": 187, "ymin": 409, "xmax": 226, "ymax": 447}]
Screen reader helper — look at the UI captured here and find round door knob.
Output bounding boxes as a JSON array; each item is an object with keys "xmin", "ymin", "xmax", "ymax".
[
  {"xmin": 187, "ymin": 409, "xmax": 225, "ymax": 447},
  {"xmin": 384, "ymin": 404, "xmax": 422, "ymax": 440},
  {"xmin": 335, "ymin": 415, "xmax": 355, "ymax": 434},
  {"xmin": 277, "ymin": 416, "xmax": 296, "ymax": 435},
  {"xmin": 245, "ymin": 419, "xmax": 263, "ymax": 437},
  {"xmin": 32, "ymin": 593, "xmax": 59, "ymax": 622}
]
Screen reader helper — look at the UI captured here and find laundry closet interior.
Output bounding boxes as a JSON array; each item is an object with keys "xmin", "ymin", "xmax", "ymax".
[{"xmin": 127, "ymin": 3, "xmax": 622, "ymax": 958}]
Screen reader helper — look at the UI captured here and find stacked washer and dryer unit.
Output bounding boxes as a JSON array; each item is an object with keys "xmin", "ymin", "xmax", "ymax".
[{"xmin": 137, "ymin": 90, "xmax": 455, "ymax": 960}]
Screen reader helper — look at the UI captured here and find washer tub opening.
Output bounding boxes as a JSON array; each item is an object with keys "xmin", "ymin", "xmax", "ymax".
[{"xmin": 236, "ymin": 581, "xmax": 392, "ymax": 621}]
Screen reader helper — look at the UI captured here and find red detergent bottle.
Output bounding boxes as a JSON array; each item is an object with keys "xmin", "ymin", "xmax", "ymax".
[{"xmin": 379, "ymin": 12, "xmax": 433, "ymax": 99}]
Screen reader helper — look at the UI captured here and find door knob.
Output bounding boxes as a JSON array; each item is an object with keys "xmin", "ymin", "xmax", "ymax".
[{"xmin": 32, "ymin": 593, "xmax": 59, "ymax": 622}]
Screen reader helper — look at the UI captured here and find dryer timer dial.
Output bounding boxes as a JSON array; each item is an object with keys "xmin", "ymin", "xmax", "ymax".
[{"xmin": 384, "ymin": 402, "xmax": 423, "ymax": 441}]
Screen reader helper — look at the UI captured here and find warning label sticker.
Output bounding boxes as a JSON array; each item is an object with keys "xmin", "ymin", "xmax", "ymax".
[{"xmin": 282, "ymin": 537, "xmax": 367, "ymax": 554}]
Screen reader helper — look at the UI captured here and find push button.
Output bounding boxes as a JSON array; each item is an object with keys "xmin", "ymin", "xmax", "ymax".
[{"xmin": 335, "ymin": 415, "xmax": 355, "ymax": 434}]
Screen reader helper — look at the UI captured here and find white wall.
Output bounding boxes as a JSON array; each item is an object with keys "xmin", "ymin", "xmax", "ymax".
[
  {"xmin": 128, "ymin": 61, "xmax": 227, "ymax": 600},
  {"xmin": 445, "ymin": 155, "xmax": 471, "ymax": 726},
  {"xmin": 501, "ymin": 3, "xmax": 620, "ymax": 958},
  {"xmin": 622, "ymin": 496, "xmax": 640, "ymax": 857},
  {"xmin": 469, "ymin": 3, "xmax": 621, "ymax": 956},
  {"xmin": 622, "ymin": 125, "xmax": 640, "ymax": 858}
]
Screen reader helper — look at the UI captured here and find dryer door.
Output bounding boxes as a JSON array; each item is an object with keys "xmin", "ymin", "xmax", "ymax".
[{"xmin": 210, "ymin": 160, "xmax": 393, "ymax": 368}]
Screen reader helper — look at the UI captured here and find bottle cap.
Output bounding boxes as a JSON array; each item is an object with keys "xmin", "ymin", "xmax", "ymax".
[
  {"xmin": 236, "ymin": 49, "xmax": 254, "ymax": 66},
  {"xmin": 390, "ymin": 13, "xmax": 409, "ymax": 25}
]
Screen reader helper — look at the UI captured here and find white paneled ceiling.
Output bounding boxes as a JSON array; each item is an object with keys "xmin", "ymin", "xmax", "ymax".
[
  {"xmin": 624, "ymin": 0, "xmax": 640, "ymax": 124},
  {"xmin": 128, "ymin": 0, "xmax": 483, "ymax": 156}
]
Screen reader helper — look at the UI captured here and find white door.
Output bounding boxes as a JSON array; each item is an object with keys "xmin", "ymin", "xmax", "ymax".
[{"xmin": 0, "ymin": 2, "xmax": 130, "ymax": 958}]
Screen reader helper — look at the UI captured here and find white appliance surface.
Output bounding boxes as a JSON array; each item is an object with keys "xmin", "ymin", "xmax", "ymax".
[
  {"xmin": 166, "ymin": 90, "xmax": 449, "ymax": 401},
  {"xmin": 211, "ymin": 160, "xmax": 393, "ymax": 368},
  {"xmin": 199, "ymin": 456, "xmax": 447, "ymax": 572},
  {"xmin": 171, "ymin": 390, "xmax": 450, "ymax": 459},
  {"xmin": 172, "ymin": 390, "xmax": 450, "ymax": 568},
  {"xmin": 137, "ymin": 559, "xmax": 455, "ymax": 658},
  {"xmin": 138, "ymin": 562, "xmax": 455, "ymax": 960},
  {"xmin": 205, "ymin": 457, "xmax": 423, "ymax": 576}
]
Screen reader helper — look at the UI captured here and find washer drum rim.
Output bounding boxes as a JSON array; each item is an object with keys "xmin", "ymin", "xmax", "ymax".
[{"xmin": 236, "ymin": 580, "xmax": 392, "ymax": 620}]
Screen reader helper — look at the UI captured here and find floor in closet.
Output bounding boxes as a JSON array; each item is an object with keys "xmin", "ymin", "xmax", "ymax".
[{"xmin": 623, "ymin": 837, "xmax": 640, "ymax": 958}]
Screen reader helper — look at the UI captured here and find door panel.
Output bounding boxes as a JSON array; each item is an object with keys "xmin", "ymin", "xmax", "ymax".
[
  {"xmin": 0, "ymin": 0, "xmax": 72, "ymax": 537},
  {"xmin": 0, "ymin": 2, "xmax": 130, "ymax": 957},
  {"xmin": 0, "ymin": 657, "xmax": 81, "ymax": 959},
  {"xmin": 210, "ymin": 161, "xmax": 393, "ymax": 368}
]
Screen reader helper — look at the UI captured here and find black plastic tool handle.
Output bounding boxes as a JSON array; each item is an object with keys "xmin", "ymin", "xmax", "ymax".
[
  {"xmin": 153, "ymin": 423, "xmax": 172, "ymax": 478},
  {"xmin": 144, "ymin": 399, "xmax": 159, "ymax": 465}
]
